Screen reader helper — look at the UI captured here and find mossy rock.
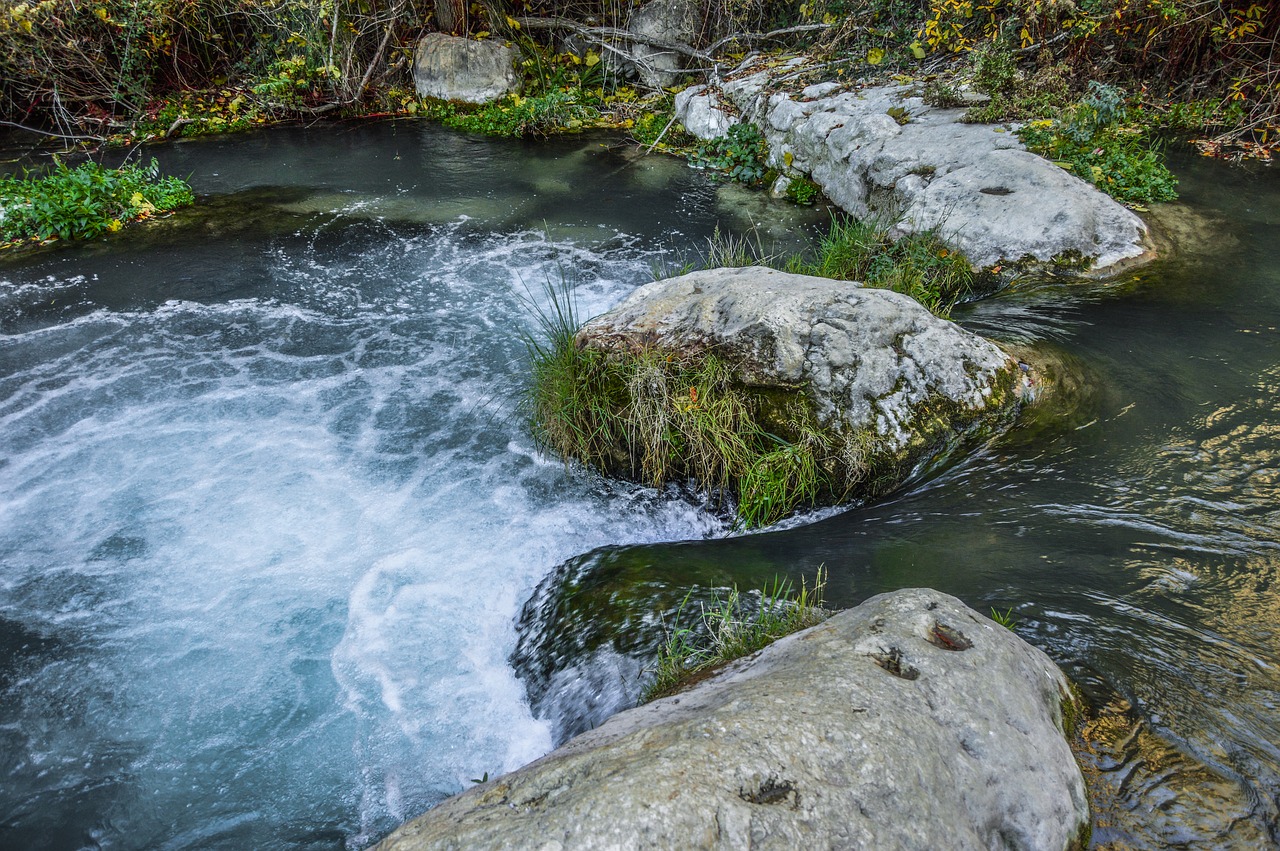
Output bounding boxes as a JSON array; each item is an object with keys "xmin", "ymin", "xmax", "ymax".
[{"xmin": 530, "ymin": 266, "xmax": 1032, "ymax": 525}]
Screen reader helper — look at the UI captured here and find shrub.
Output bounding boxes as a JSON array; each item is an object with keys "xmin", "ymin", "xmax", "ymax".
[
  {"xmin": 1018, "ymin": 83, "xmax": 1179, "ymax": 205},
  {"xmin": 0, "ymin": 158, "xmax": 194, "ymax": 244}
]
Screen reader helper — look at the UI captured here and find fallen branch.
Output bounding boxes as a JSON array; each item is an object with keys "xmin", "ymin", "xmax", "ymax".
[
  {"xmin": 515, "ymin": 16, "xmax": 710, "ymax": 62},
  {"xmin": 0, "ymin": 119, "xmax": 104, "ymax": 142}
]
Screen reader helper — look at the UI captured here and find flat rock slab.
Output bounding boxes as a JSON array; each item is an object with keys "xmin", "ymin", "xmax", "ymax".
[
  {"xmin": 414, "ymin": 33, "xmax": 521, "ymax": 104},
  {"xmin": 675, "ymin": 60, "xmax": 1152, "ymax": 274},
  {"xmin": 372, "ymin": 589, "xmax": 1089, "ymax": 850}
]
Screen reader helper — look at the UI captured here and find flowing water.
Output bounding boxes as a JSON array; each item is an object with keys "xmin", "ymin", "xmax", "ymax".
[{"xmin": 1, "ymin": 125, "xmax": 1277, "ymax": 848}]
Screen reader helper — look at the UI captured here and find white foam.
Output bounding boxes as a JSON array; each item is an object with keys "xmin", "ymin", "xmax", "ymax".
[{"xmin": 0, "ymin": 225, "xmax": 725, "ymax": 848}]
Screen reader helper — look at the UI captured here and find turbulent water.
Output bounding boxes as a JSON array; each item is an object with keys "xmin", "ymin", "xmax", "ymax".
[
  {"xmin": 1, "ymin": 125, "xmax": 1278, "ymax": 849},
  {"xmin": 0, "ymin": 125, "xmax": 830, "ymax": 849}
]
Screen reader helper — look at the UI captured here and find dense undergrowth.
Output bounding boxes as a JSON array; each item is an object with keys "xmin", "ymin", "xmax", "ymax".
[
  {"xmin": 0, "ymin": 159, "xmax": 193, "ymax": 245},
  {"xmin": 0, "ymin": 2, "xmax": 1272, "ymax": 159}
]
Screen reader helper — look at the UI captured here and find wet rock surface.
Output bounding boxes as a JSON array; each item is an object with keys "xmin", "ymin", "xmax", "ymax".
[{"xmin": 372, "ymin": 589, "xmax": 1090, "ymax": 850}]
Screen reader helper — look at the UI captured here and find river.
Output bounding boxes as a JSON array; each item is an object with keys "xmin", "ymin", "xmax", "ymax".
[{"xmin": 1, "ymin": 124, "xmax": 1276, "ymax": 848}]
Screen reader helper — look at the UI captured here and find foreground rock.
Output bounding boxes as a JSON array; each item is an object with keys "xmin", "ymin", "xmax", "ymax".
[
  {"xmin": 413, "ymin": 33, "xmax": 521, "ymax": 103},
  {"xmin": 576, "ymin": 266, "xmax": 1029, "ymax": 502},
  {"xmin": 675, "ymin": 58, "xmax": 1152, "ymax": 274},
  {"xmin": 373, "ymin": 588, "xmax": 1090, "ymax": 850}
]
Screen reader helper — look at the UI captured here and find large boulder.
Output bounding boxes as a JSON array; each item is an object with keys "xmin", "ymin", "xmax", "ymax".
[
  {"xmin": 372, "ymin": 588, "xmax": 1090, "ymax": 850},
  {"xmin": 575, "ymin": 266, "xmax": 1028, "ymax": 497},
  {"xmin": 674, "ymin": 60, "xmax": 1153, "ymax": 274},
  {"xmin": 627, "ymin": 0, "xmax": 702, "ymax": 89},
  {"xmin": 413, "ymin": 33, "xmax": 521, "ymax": 104}
]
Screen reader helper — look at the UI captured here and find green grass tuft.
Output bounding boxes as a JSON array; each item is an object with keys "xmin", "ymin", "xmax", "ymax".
[
  {"xmin": 785, "ymin": 216, "xmax": 975, "ymax": 316},
  {"xmin": 644, "ymin": 568, "xmax": 829, "ymax": 702}
]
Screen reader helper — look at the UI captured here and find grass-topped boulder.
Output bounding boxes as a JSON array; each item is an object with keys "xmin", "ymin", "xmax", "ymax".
[{"xmin": 529, "ymin": 266, "xmax": 1031, "ymax": 525}]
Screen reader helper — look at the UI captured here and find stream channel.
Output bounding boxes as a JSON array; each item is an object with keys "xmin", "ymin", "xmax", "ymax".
[{"xmin": 0, "ymin": 123, "xmax": 1277, "ymax": 849}]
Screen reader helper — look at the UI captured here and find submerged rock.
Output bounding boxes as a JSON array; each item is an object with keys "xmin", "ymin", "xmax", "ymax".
[
  {"xmin": 372, "ymin": 588, "xmax": 1090, "ymax": 850},
  {"xmin": 674, "ymin": 60, "xmax": 1153, "ymax": 275},
  {"xmin": 570, "ymin": 266, "xmax": 1028, "ymax": 509},
  {"xmin": 413, "ymin": 34, "xmax": 521, "ymax": 104}
]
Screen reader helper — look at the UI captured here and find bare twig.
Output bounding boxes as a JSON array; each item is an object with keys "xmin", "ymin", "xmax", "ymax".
[{"xmin": 0, "ymin": 119, "xmax": 104, "ymax": 142}]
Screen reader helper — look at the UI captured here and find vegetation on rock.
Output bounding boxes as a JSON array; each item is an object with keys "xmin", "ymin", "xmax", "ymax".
[
  {"xmin": 644, "ymin": 568, "xmax": 829, "ymax": 701},
  {"xmin": 0, "ymin": 2, "xmax": 1270, "ymax": 160},
  {"xmin": 785, "ymin": 216, "xmax": 977, "ymax": 316},
  {"xmin": 0, "ymin": 158, "xmax": 193, "ymax": 246}
]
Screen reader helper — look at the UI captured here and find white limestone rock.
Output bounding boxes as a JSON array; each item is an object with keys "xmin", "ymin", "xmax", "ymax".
[
  {"xmin": 671, "ymin": 63, "xmax": 1154, "ymax": 274},
  {"xmin": 576, "ymin": 266, "xmax": 1022, "ymax": 453},
  {"xmin": 371, "ymin": 588, "xmax": 1090, "ymax": 851},
  {"xmin": 413, "ymin": 34, "xmax": 520, "ymax": 104}
]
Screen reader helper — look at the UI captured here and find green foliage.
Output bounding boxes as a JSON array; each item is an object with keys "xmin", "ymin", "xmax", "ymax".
[
  {"xmin": 1018, "ymin": 84, "xmax": 1179, "ymax": 205},
  {"xmin": 688, "ymin": 123, "xmax": 770, "ymax": 186},
  {"xmin": 644, "ymin": 568, "xmax": 829, "ymax": 702},
  {"xmin": 422, "ymin": 90, "xmax": 600, "ymax": 138},
  {"xmin": 785, "ymin": 216, "xmax": 974, "ymax": 316},
  {"xmin": 0, "ymin": 158, "xmax": 194, "ymax": 244},
  {"xmin": 785, "ymin": 176, "xmax": 822, "ymax": 205},
  {"xmin": 970, "ymin": 42, "xmax": 1016, "ymax": 97},
  {"xmin": 962, "ymin": 50, "xmax": 1075, "ymax": 123},
  {"xmin": 250, "ymin": 56, "xmax": 340, "ymax": 107}
]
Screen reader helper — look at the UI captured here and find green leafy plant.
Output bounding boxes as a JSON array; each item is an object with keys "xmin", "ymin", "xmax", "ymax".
[
  {"xmin": 688, "ymin": 123, "xmax": 770, "ymax": 186},
  {"xmin": 644, "ymin": 568, "xmax": 830, "ymax": 702},
  {"xmin": 1017, "ymin": 84, "xmax": 1179, "ymax": 205},
  {"xmin": 785, "ymin": 177, "xmax": 822, "ymax": 205},
  {"xmin": 0, "ymin": 158, "xmax": 194, "ymax": 245}
]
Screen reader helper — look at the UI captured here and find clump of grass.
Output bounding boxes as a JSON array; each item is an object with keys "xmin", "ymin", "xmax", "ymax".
[
  {"xmin": 785, "ymin": 216, "xmax": 975, "ymax": 316},
  {"xmin": 644, "ymin": 568, "xmax": 830, "ymax": 702},
  {"xmin": 990, "ymin": 606, "xmax": 1020, "ymax": 630},
  {"xmin": 0, "ymin": 158, "xmax": 194, "ymax": 245},
  {"xmin": 523, "ymin": 272, "xmax": 853, "ymax": 527}
]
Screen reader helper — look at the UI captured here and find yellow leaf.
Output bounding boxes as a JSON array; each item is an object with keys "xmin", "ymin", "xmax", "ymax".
[
  {"xmin": 867, "ymin": 47, "xmax": 885, "ymax": 65},
  {"xmin": 505, "ymin": 15, "xmax": 520, "ymax": 30},
  {"xmin": 474, "ymin": 30, "xmax": 490, "ymax": 39}
]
